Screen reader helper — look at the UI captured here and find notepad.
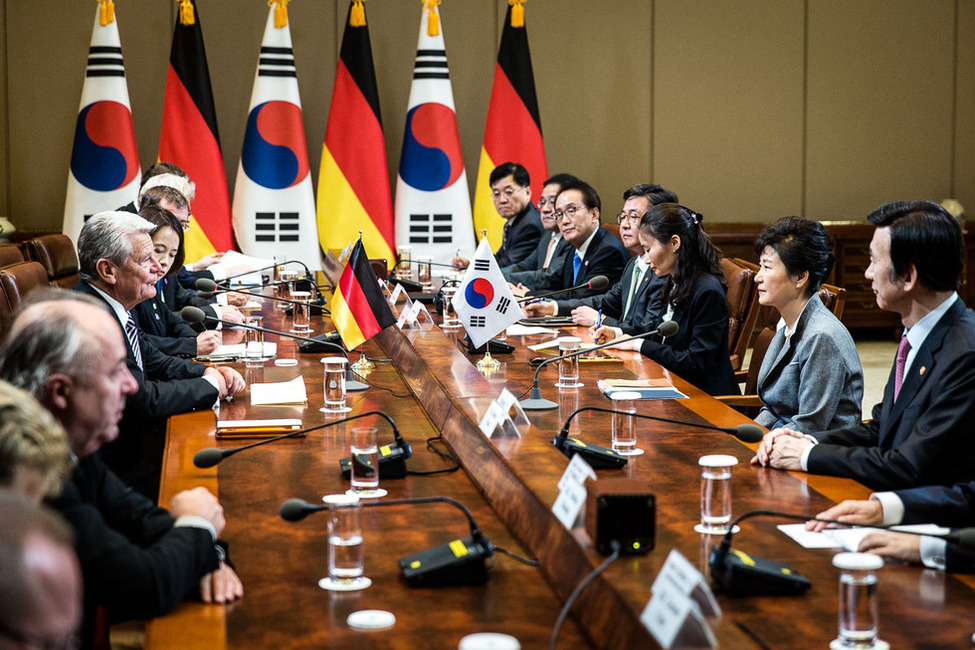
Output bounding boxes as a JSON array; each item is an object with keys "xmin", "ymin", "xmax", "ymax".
[
  {"xmin": 216, "ymin": 418, "xmax": 304, "ymax": 439},
  {"xmin": 597, "ymin": 378, "xmax": 687, "ymax": 400},
  {"xmin": 250, "ymin": 376, "xmax": 307, "ymax": 405}
]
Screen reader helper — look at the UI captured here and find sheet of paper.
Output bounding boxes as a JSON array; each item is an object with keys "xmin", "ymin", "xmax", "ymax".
[
  {"xmin": 507, "ymin": 324, "xmax": 559, "ymax": 337},
  {"xmin": 210, "ymin": 250, "xmax": 274, "ymax": 286},
  {"xmin": 779, "ymin": 522, "xmax": 950, "ymax": 550},
  {"xmin": 212, "ymin": 342, "xmax": 277, "ymax": 358},
  {"xmin": 250, "ymin": 376, "xmax": 307, "ymax": 405},
  {"xmin": 217, "ymin": 418, "xmax": 302, "ymax": 430}
]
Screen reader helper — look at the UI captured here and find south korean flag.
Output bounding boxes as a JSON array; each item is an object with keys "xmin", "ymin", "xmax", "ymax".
[{"xmin": 452, "ymin": 239, "xmax": 525, "ymax": 348}]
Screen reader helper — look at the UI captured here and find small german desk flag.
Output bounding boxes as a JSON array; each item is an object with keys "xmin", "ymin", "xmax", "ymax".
[{"xmin": 331, "ymin": 239, "xmax": 396, "ymax": 350}]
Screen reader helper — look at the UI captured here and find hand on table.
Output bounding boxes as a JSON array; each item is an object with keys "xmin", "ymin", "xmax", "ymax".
[{"xmin": 200, "ymin": 561, "xmax": 244, "ymax": 604}]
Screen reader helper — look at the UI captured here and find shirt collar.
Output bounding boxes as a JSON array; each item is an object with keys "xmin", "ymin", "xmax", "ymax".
[
  {"xmin": 575, "ymin": 228, "xmax": 600, "ymax": 258},
  {"xmin": 87, "ymin": 282, "xmax": 129, "ymax": 325},
  {"xmin": 904, "ymin": 292, "xmax": 958, "ymax": 352}
]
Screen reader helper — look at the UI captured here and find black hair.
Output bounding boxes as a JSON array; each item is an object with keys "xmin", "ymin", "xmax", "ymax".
[
  {"xmin": 490, "ymin": 162, "xmax": 530, "ymax": 188},
  {"xmin": 623, "ymin": 183, "xmax": 679, "ymax": 207},
  {"xmin": 138, "ymin": 205, "xmax": 186, "ymax": 277},
  {"xmin": 639, "ymin": 203, "xmax": 723, "ymax": 311},
  {"xmin": 556, "ymin": 179, "xmax": 601, "ymax": 212},
  {"xmin": 866, "ymin": 201, "xmax": 963, "ymax": 291},
  {"xmin": 754, "ymin": 216, "xmax": 835, "ymax": 296}
]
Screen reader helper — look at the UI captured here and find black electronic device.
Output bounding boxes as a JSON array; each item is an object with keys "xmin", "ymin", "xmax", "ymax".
[
  {"xmin": 338, "ymin": 435, "xmax": 411, "ymax": 479},
  {"xmin": 585, "ymin": 478, "xmax": 655, "ymax": 555},
  {"xmin": 463, "ymin": 335, "xmax": 515, "ymax": 355},
  {"xmin": 280, "ymin": 495, "xmax": 494, "ymax": 587},
  {"xmin": 297, "ymin": 331, "xmax": 343, "ymax": 353}
]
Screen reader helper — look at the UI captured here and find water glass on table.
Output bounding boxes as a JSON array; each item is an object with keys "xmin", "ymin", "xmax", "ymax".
[
  {"xmin": 695, "ymin": 454, "xmax": 738, "ymax": 535},
  {"xmin": 346, "ymin": 426, "xmax": 387, "ymax": 499},
  {"xmin": 318, "ymin": 493, "xmax": 371, "ymax": 592}
]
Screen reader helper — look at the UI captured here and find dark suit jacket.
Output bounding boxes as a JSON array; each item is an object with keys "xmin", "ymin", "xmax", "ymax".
[
  {"xmin": 74, "ymin": 281, "xmax": 218, "ymax": 496},
  {"xmin": 554, "ymin": 255, "xmax": 663, "ymax": 332},
  {"xmin": 495, "ymin": 204, "xmax": 544, "ymax": 268},
  {"xmin": 552, "ymin": 227, "xmax": 628, "ymax": 301},
  {"xmin": 639, "ymin": 273, "xmax": 738, "ymax": 396},
  {"xmin": 503, "ymin": 233, "xmax": 572, "ymax": 291},
  {"xmin": 47, "ymin": 454, "xmax": 219, "ymax": 648},
  {"xmin": 898, "ymin": 481, "xmax": 975, "ymax": 528},
  {"xmin": 133, "ymin": 279, "xmax": 200, "ymax": 357},
  {"xmin": 808, "ymin": 299, "xmax": 975, "ymax": 491}
]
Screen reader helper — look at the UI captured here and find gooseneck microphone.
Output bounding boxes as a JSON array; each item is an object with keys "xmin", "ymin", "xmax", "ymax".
[
  {"xmin": 708, "ymin": 509, "xmax": 975, "ymax": 596},
  {"xmin": 519, "ymin": 320, "xmax": 680, "ymax": 411},
  {"xmin": 194, "ymin": 279, "xmax": 330, "ymax": 314},
  {"xmin": 517, "ymin": 275, "xmax": 609, "ymax": 303},
  {"xmin": 216, "ymin": 259, "xmax": 317, "ymax": 287},
  {"xmin": 280, "ymin": 495, "xmax": 493, "ymax": 587},
  {"xmin": 193, "ymin": 410, "xmax": 412, "ymax": 478},
  {"xmin": 180, "ymin": 306, "xmax": 367, "ymax": 391},
  {"xmin": 552, "ymin": 406, "xmax": 764, "ymax": 470}
]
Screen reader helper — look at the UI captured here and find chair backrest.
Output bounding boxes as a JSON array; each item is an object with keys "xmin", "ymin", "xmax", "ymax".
[
  {"xmin": 24, "ymin": 234, "xmax": 80, "ymax": 289},
  {"xmin": 0, "ymin": 243, "xmax": 25, "ymax": 268},
  {"xmin": 0, "ymin": 262, "xmax": 50, "ymax": 336},
  {"xmin": 720, "ymin": 258, "xmax": 756, "ymax": 368},
  {"xmin": 743, "ymin": 326, "xmax": 778, "ymax": 395},
  {"xmin": 818, "ymin": 283, "xmax": 846, "ymax": 319}
]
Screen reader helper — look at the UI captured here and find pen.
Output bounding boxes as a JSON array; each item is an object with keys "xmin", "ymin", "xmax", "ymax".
[{"xmin": 595, "ymin": 309, "xmax": 603, "ymax": 330}]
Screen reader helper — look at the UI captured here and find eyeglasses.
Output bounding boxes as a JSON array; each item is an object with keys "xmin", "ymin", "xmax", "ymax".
[
  {"xmin": 553, "ymin": 205, "xmax": 584, "ymax": 222},
  {"xmin": 617, "ymin": 211, "xmax": 643, "ymax": 224},
  {"xmin": 179, "ymin": 214, "xmax": 193, "ymax": 232},
  {"xmin": 537, "ymin": 196, "xmax": 558, "ymax": 208},
  {"xmin": 491, "ymin": 187, "xmax": 526, "ymax": 199}
]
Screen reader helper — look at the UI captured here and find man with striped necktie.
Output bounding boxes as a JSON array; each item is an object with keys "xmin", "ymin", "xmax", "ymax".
[{"xmin": 73, "ymin": 212, "xmax": 245, "ymax": 498}]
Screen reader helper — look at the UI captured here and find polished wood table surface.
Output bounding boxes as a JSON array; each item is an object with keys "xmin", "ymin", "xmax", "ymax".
[{"xmin": 147, "ymin": 304, "xmax": 975, "ymax": 649}]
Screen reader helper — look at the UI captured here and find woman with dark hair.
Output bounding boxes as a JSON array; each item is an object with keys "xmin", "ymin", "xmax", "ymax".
[
  {"xmin": 595, "ymin": 203, "xmax": 738, "ymax": 395},
  {"xmin": 751, "ymin": 216, "xmax": 863, "ymax": 431},
  {"xmin": 133, "ymin": 206, "xmax": 221, "ymax": 357}
]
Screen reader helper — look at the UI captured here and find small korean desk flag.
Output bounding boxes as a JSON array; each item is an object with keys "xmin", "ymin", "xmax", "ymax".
[{"xmin": 452, "ymin": 239, "xmax": 524, "ymax": 348}]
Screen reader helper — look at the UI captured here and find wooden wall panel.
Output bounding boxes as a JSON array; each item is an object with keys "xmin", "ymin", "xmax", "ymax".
[
  {"xmin": 805, "ymin": 0, "xmax": 955, "ymax": 221},
  {"xmin": 3, "ymin": 0, "xmax": 975, "ymax": 237},
  {"xmin": 652, "ymin": 0, "xmax": 805, "ymax": 222}
]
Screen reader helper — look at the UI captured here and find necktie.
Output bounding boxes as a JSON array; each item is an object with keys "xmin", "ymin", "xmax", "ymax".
[
  {"xmin": 542, "ymin": 235, "xmax": 557, "ymax": 269},
  {"xmin": 572, "ymin": 252, "xmax": 583, "ymax": 283},
  {"xmin": 124, "ymin": 313, "xmax": 144, "ymax": 371},
  {"xmin": 623, "ymin": 263, "xmax": 643, "ymax": 318},
  {"xmin": 157, "ymin": 279, "xmax": 166, "ymax": 305},
  {"xmin": 893, "ymin": 335, "xmax": 911, "ymax": 402}
]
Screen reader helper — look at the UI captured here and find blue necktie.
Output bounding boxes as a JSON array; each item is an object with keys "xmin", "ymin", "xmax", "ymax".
[{"xmin": 572, "ymin": 252, "xmax": 583, "ymax": 283}]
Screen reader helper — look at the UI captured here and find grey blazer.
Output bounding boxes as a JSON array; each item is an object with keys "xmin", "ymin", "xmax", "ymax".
[{"xmin": 755, "ymin": 294, "xmax": 863, "ymax": 433}]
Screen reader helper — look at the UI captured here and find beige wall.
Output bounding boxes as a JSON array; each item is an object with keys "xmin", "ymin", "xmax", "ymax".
[{"xmin": 1, "ymin": 0, "xmax": 974, "ymax": 236}]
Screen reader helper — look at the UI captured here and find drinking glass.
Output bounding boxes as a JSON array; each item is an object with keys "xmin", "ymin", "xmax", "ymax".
[
  {"xmin": 556, "ymin": 336, "xmax": 582, "ymax": 388},
  {"xmin": 610, "ymin": 391, "xmax": 642, "ymax": 455},
  {"xmin": 290, "ymin": 290, "xmax": 311, "ymax": 333},
  {"xmin": 695, "ymin": 455, "xmax": 738, "ymax": 535},
  {"xmin": 320, "ymin": 357, "xmax": 351, "ymax": 413},
  {"xmin": 244, "ymin": 315, "xmax": 264, "ymax": 365},
  {"xmin": 346, "ymin": 427, "xmax": 387, "ymax": 499},
  {"xmin": 318, "ymin": 493, "xmax": 371, "ymax": 591},
  {"xmin": 831, "ymin": 552, "xmax": 887, "ymax": 650}
]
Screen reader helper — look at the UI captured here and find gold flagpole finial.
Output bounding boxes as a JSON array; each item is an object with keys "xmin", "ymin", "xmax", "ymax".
[
  {"xmin": 424, "ymin": 0, "xmax": 441, "ymax": 37},
  {"xmin": 268, "ymin": 0, "xmax": 290, "ymax": 28},
  {"xmin": 350, "ymin": 0, "xmax": 366, "ymax": 27},
  {"xmin": 509, "ymin": 0, "xmax": 526, "ymax": 28},
  {"xmin": 479, "ymin": 228, "xmax": 488, "ymax": 241},
  {"xmin": 176, "ymin": 0, "xmax": 195, "ymax": 26},
  {"xmin": 358, "ymin": 230, "xmax": 363, "ymax": 241},
  {"xmin": 98, "ymin": 0, "xmax": 116, "ymax": 26}
]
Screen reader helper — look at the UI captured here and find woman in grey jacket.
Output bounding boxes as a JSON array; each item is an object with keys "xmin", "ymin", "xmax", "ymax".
[{"xmin": 753, "ymin": 217, "xmax": 864, "ymax": 432}]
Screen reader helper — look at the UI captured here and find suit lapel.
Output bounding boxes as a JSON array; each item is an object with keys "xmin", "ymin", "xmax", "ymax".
[{"xmin": 880, "ymin": 301, "xmax": 960, "ymax": 443}]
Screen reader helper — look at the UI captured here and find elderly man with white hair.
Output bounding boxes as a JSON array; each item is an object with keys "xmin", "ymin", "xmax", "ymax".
[{"xmin": 72, "ymin": 213, "xmax": 245, "ymax": 498}]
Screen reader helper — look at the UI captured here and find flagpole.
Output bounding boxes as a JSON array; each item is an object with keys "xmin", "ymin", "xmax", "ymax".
[{"xmin": 350, "ymin": 230, "xmax": 376, "ymax": 375}]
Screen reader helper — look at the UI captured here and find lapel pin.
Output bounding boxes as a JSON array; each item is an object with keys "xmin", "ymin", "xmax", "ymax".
[{"xmin": 919, "ymin": 366, "xmax": 926, "ymax": 376}]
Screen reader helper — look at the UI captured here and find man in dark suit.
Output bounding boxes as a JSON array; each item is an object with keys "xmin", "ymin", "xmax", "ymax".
[
  {"xmin": 452, "ymin": 162, "xmax": 544, "ymax": 270},
  {"xmin": 74, "ymin": 212, "xmax": 245, "ymax": 497},
  {"xmin": 524, "ymin": 183, "xmax": 677, "ymax": 329},
  {"xmin": 539, "ymin": 179, "xmax": 628, "ymax": 301},
  {"xmin": 503, "ymin": 173, "xmax": 578, "ymax": 292},
  {"xmin": 754, "ymin": 201, "xmax": 975, "ymax": 491},
  {"xmin": 0, "ymin": 295, "xmax": 242, "ymax": 648}
]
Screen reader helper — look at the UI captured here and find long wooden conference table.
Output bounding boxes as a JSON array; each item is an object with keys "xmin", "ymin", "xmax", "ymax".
[{"xmin": 146, "ymin": 300, "xmax": 975, "ymax": 649}]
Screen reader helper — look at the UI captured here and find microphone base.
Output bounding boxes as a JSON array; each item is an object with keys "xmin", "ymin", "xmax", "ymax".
[
  {"xmin": 519, "ymin": 385, "xmax": 558, "ymax": 411},
  {"xmin": 709, "ymin": 546, "xmax": 811, "ymax": 596},
  {"xmin": 552, "ymin": 436, "xmax": 627, "ymax": 469},
  {"xmin": 339, "ymin": 443, "xmax": 412, "ymax": 480},
  {"xmin": 398, "ymin": 536, "xmax": 492, "ymax": 587}
]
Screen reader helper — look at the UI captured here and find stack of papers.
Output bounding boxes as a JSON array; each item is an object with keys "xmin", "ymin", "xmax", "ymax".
[
  {"xmin": 596, "ymin": 378, "xmax": 687, "ymax": 400},
  {"xmin": 778, "ymin": 523, "xmax": 950, "ymax": 550},
  {"xmin": 250, "ymin": 376, "xmax": 307, "ymax": 405}
]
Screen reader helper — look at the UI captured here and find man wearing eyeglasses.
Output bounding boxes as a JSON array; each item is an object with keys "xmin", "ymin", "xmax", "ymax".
[
  {"xmin": 524, "ymin": 179, "xmax": 627, "ymax": 302},
  {"xmin": 452, "ymin": 162, "xmax": 544, "ymax": 270},
  {"xmin": 503, "ymin": 173, "xmax": 578, "ymax": 291},
  {"xmin": 524, "ymin": 184, "xmax": 676, "ymax": 330}
]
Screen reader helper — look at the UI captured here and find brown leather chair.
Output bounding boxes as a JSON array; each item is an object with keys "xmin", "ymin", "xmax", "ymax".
[
  {"xmin": 0, "ymin": 261, "xmax": 50, "ymax": 336},
  {"xmin": 721, "ymin": 258, "xmax": 757, "ymax": 371},
  {"xmin": 0, "ymin": 243, "xmax": 25, "ymax": 268},
  {"xmin": 24, "ymin": 234, "xmax": 80, "ymax": 289},
  {"xmin": 818, "ymin": 283, "xmax": 846, "ymax": 319}
]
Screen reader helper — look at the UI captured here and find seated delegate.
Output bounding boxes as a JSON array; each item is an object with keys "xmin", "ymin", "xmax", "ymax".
[
  {"xmin": 597, "ymin": 203, "xmax": 738, "ymax": 396},
  {"xmin": 751, "ymin": 216, "xmax": 863, "ymax": 432}
]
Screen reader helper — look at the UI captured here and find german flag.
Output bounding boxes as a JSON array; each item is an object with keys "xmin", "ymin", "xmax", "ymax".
[
  {"xmin": 159, "ymin": 0, "xmax": 234, "ymax": 261},
  {"xmin": 317, "ymin": 1, "xmax": 395, "ymax": 267},
  {"xmin": 472, "ymin": 1, "xmax": 547, "ymax": 250},
  {"xmin": 331, "ymin": 239, "xmax": 396, "ymax": 350}
]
